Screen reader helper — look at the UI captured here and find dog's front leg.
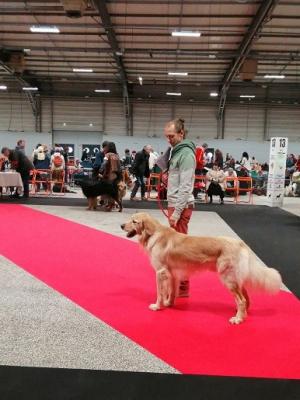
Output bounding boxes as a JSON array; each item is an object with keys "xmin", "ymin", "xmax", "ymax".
[{"xmin": 149, "ymin": 268, "xmax": 171, "ymax": 311}]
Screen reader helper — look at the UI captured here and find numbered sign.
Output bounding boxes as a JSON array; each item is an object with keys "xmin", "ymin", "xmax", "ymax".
[{"xmin": 267, "ymin": 137, "xmax": 288, "ymax": 207}]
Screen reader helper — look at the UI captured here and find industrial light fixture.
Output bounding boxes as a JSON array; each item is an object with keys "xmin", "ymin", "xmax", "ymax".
[
  {"xmin": 166, "ymin": 92, "xmax": 181, "ymax": 96},
  {"xmin": 73, "ymin": 68, "xmax": 93, "ymax": 72},
  {"xmin": 172, "ymin": 31, "xmax": 201, "ymax": 38},
  {"xmin": 210, "ymin": 92, "xmax": 218, "ymax": 97},
  {"xmin": 30, "ymin": 25, "xmax": 60, "ymax": 33},
  {"xmin": 264, "ymin": 74, "xmax": 285, "ymax": 79},
  {"xmin": 22, "ymin": 87, "xmax": 38, "ymax": 91},
  {"xmin": 0, "ymin": 85, "xmax": 7, "ymax": 90},
  {"xmin": 138, "ymin": 76, "xmax": 143, "ymax": 85},
  {"xmin": 168, "ymin": 72, "xmax": 188, "ymax": 76},
  {"xmin": 240, "ymin": 95, "xmax": 255, "ymax": 98},
  {"xmin": 94, "ymin": 89, "xmax": 110, "ymax": 93}
]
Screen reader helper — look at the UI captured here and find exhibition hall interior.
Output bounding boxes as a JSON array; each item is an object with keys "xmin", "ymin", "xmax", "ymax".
[{"xmin": 0, "ymin": 1, "xmax": 299, "ymax": 399}]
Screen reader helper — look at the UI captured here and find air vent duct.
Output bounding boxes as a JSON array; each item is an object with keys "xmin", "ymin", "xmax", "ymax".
[{"xmin": 60, "ymin": 0, "xmax": 88, "ymax": 18}]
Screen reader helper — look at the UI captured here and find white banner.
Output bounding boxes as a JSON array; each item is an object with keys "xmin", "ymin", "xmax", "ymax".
[{"xmin": 267, "ymin": 137, "xmax": 288, "ymax": 207}]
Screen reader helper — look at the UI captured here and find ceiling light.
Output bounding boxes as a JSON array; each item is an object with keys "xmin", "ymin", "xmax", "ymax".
[
  {"xmin": 166, "ymin": 92, "xmax": 181, "ymax": 96},
  {"xmin": 94, "ymin": 89, "xmax": 110, "ymax": 93},
  {"xmin": 22, "ymin": 87, "xmax": 38, "ymax": 91},
  {"xmin": 115, "ymin": 51, "xmax": 123, "ymax": 56},
  {"xmin": 240, "ymin": 95, "xmax": 255, "ymax": 98},
  {"xmin": 0, "ymin": 85, "xmax": 7, "ymax": 90},
  {"xmin": 73, "ymin": 68, "xmax": 93, "ymax": 73},
  {"xmin": 89, "ymin": 123, "xmax": 93, "ymax": 126},
  {"xmin": 172, "ymin": 31, "xmax": 201, "ymax": 38},
  {"xmin": 30, "ymin": 25, "xmax": 60, "ymax": 33},
  {"xmin": 264, "ymin": 75, "xmax": 285, "ymax": 79},
  {"xmin": 168, "ymin": 72, "xmax": 188, "ymax": 76},
  {"xmin": 210, "ymin": 92, "xmax": 218, "ymax": 97},
  {"xmin": 138, "ymin": 76, "xmax": 143, "ymax": 85},
  {"xmin": 23, "ymin": 48, "xmax": 31, "ymax": 53},
  {"xmin": 63, "ymin": 123, "xmax": 66, "ymax": 126},
  {"xmin": 209, "ymin": 54, "xmax": 217, "ymax": 59}
]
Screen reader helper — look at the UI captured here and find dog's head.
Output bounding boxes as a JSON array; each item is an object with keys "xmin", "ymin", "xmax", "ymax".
[{"xmin": 121, "ymin": 212, "xmax": 159, "ymax": 239}]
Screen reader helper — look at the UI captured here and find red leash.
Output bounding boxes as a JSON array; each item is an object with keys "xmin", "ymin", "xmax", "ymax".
[{"xmin": 156, "ymin": 178, "xmax": 169, "ymax": 220}]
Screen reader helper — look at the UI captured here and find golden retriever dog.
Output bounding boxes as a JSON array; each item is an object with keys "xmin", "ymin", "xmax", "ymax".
[{"xmin": 121, "ymin": 212, "xmax": 283, "ymax": 324}]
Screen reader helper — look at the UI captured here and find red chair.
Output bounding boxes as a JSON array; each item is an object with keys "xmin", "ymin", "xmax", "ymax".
[
  {"xmin": 237, "ymin": 177, "xmax": 253, "ymax": 204},
  {"xmin": 146, "ymin": 173, "xmax": 161, "ymax": 199}
]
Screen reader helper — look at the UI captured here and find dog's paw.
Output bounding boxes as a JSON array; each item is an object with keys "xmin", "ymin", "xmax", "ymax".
[
  {"xmin": 229, "ymin": 316, "xmax": 244, "ymax": 325},
  {"xmin": 149, "ymin": 303, "xmax": 161, "ymax": 311}
]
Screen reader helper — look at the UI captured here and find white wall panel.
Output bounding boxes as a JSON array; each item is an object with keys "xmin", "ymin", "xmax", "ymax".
[
  {"xmin": 133, "ymin": 102, "xmax": 172, "ymax": 137},
  {"xmin": 174, "ymin": 104, "xmax": 217, "ymax": 140},
  {"xmin": 105, "ymin": 100, "xmax": 126, "ymax": 136},
  {"xmin": 267, "ymin": 108, "xmax": 300, "ymax": 140},
  {"xmin": 225, "ymin": 106, "xmax": 264, "ymax": 140},
  {"xmin": 53, "ymin": 99, "xmax": 103, "ymax": 132},
  {"xmin": 0, "ymin": 94, "xmax": 35, "ymax": 132}
]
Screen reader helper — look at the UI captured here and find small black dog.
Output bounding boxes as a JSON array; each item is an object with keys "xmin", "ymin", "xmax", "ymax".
[{"xmin": 78, "ymin": 179, "xmax": 123, "ymax": 211}]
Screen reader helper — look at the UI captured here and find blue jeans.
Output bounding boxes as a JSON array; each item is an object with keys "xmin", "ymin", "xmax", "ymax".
[{"xmin": 131, "ymin": 175, "xmax": 146, "ymax": 198}]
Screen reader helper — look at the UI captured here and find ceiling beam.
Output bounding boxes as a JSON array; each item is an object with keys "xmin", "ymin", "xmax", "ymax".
[
  {"xmin": 0, "ymin": 58, "xmax": 39, "ymax": 117},
  {"xmin": 217, "ymin": 0, "xmax": 280, "ymax": 137},
  {"xmin": 92, "ymin": 0, "xmax": 132, "ymax": 135}
]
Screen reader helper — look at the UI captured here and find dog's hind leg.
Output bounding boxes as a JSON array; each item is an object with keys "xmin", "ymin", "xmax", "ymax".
[
  {"xmin": 228, "ymin": 285, "xmax": 248, "ymax": 324},
  {"xmin": 149, "ymin": 268, "xmax": 172, "ymax": 311}
]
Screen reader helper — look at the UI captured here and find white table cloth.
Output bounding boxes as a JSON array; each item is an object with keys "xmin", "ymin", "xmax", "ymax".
[{"xmin": 0, "ymin": 172, "xmax": 23, "ymax": 189}]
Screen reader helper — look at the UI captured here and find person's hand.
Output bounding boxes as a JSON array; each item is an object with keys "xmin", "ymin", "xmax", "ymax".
[{"xmin": 169, "ymin": 214, "xmax": 178, "ymax": 228}]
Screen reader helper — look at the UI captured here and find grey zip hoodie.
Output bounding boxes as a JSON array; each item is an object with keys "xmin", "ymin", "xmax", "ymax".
[{"xmin": 167, "ymin": 139, "xmax": 196, "ymax": 220}]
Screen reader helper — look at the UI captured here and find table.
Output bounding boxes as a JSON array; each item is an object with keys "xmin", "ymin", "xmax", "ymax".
[{"xmin": 0, "ymin": 171, "xmax": 23, "ymax": 190}]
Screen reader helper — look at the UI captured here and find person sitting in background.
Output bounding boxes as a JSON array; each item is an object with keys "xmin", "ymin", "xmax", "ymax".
[
  {"xmin": 50, "ymin": 147, "xmax": 65, "ymax": 183},
  {"xmin": 250, "ymin": 156, "xmax": 258, "ymax": 169},
  {"xmin": 240, "ymin": 152, "xmax": 251, "ymax": 170},
  {"xmin": 206, "ymin": 163, "xmax": 225, "ymax": 204},
  {"xmin": 295, "ymin": 155, "xmax": 300, "ymax": 172},
  {"xmin": 33, "ymin": 145, "xmax": 51, "ymax": 191},
  {"xmin": 224, "ymin": 167, "xmax": 238, "ymax": 197}
]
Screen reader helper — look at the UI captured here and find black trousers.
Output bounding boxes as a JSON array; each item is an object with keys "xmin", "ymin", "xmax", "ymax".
[{"xmin": 207, "ymin": 182, "xmax": 224, "ymax": 200}]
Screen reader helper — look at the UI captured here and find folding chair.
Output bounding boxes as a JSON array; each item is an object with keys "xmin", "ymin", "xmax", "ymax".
[
  {"xmin": 50, "ymin": 169, "xmax": 65, "ymax": 195},
  {"xmin": 194, "ymin": 175, "xmax": 207, "ymax": 202},
  {"xmin": 32, "ymin": 169, "xmax": 51, "ymax": 195},
  {"xmin": 224, "ymin": 177, "xmax": 238, "ymax": 203},
  {"xmin": 146, "ymin": 173, "xmax": 161, "ymax": 199},
  {"xmin": 237, "ymin": 177, "xmax": 253, "ymax": 204}
]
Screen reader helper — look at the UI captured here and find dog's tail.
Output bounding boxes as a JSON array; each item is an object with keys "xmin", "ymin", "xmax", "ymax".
[{"xmin": 240, "ymin": 247, "xmax": 282, "ymax": 293}]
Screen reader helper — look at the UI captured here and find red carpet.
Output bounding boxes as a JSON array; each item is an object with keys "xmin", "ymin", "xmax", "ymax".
[{"xmin": 0, "ymin": 204, "xmax": 299, "ymax": 379}]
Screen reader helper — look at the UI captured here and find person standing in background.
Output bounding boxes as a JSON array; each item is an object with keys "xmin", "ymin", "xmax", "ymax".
[
  {"xmin": 15, "ymin": 139, "xmax": 25, "ymax": 154},
  {"xmin": 130, "ymin": 145, "xmax": 151, "ymax": 201},
  {"xmin": 1, "ymin": 147, "xmax": 33, "ymax": 198}
]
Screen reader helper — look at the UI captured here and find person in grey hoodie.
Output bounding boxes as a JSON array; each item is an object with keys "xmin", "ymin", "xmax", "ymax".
[{"xmin": 158, "ymin": 118, "xmax": 196, "ymax": 297}]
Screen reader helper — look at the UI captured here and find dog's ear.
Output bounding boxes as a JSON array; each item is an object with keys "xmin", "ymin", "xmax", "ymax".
[{"xmin": 142, "ymin": 217, "xmax": 157, "ymax": 236}]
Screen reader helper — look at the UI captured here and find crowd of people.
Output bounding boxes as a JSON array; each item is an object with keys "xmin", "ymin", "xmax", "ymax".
[{"xmin": 1, "ymin": 133, "xmax": 300, "ymax": 201}]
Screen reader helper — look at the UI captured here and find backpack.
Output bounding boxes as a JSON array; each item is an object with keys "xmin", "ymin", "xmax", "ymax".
[{"xmin": 53, "ymin": 154, "xmax": 63, "ymax": 168}]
